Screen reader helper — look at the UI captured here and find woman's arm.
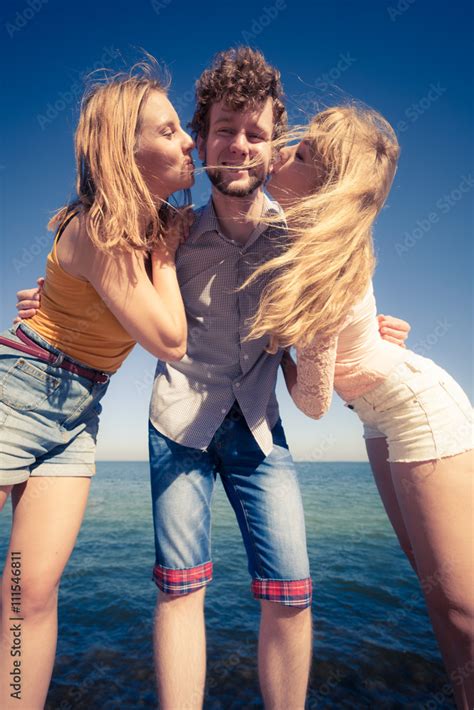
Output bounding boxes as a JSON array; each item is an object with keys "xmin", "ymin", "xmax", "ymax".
[
  {"xmin": 13, "ymin": 257, "xmax": 187, "ymax": 361},
  {"xmin": 85, "ymin": 239, "xmax": 187, "ymax": 362},
  {"xmin": 82, "ymin": 208, "xmax": 191, "ymax": 360},
  {"xmin": 281, "ymin": 336, "xmax": 338, "ymax": 419}
]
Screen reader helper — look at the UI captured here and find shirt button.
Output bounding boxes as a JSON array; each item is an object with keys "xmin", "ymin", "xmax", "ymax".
[
  {"xmin": 235, "ymin": 382, "xmax": 240, "ymax": 388},
  {"xmin": 221, "ymin": 408, "xmax": 227, "ymax": 414},
  {"xmin": 243, "ymin": 354, "xmax": 249, "ymax": 360}
]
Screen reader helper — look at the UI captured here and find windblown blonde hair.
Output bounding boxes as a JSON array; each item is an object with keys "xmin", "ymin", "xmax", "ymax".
[
  {"xmin": 49, "ymin": 59, "xmax": 181, "ymax": 252},
  {"xmin": 245, "ymin": 104, "xmax": 400, "ymax": 352}
]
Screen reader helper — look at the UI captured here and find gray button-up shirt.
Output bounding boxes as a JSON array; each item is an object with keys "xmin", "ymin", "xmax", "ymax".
[{"xmin": 149, "ymin": 194, "xmax": 287, "ymax": 456}]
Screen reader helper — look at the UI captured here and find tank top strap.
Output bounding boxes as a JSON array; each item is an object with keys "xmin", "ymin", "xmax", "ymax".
[{"xmin": 51, "ymin": 210, "xmax": 80, "ymax": 262}]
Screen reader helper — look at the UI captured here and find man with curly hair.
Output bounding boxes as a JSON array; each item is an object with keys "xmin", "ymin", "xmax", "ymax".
[{"xmin": 148, "ymin": 47, "xmax": 313, "ymax": 708}]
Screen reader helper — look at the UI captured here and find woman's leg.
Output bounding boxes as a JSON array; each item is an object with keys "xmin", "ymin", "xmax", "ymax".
[
  {"xmin": 0, "ymin": 486, "xmax": 13, "ymax": 628},
  {"xmin": 390, "ymin": 450, "xmax": 474, "ymax": 710},
  {"xmin": 0, "ymin": 476, "xmax": 91, "ymax": 710},
  {"xmin": 0, "ymin": 485, "xmax": 12, "ymax": 513},
  {"xmin": 365, "ymin": 438, "xmax": 418, "ymax": 574}
]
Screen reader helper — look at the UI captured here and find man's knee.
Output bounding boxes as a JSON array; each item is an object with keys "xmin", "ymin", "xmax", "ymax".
[
  {"xmin": 157, "ymin": 586, "xmax": 206, "ymax": 609},
  {"xmin": 260, "ymin": 599, "xmax": 312, "ymax": 620}
]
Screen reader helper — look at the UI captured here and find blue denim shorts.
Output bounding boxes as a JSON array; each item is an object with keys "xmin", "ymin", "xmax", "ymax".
[
  {"xmin": 148, "ymin": 402, "xmax": 312, "ymax": 607},
  {"xmin": 0, "ymin": 323, "xmax": 111, "ymax": 485}
]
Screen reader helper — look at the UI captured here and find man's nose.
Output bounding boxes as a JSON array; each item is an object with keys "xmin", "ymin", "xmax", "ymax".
[{"xmin": 229, "ymin": 131, "xmax": 249, "ymax": 154}]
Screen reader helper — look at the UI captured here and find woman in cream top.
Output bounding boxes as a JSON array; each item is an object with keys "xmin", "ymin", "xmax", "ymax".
[{"xmin": 246, "ymin": 105, "xmax": 473, "ymax": 708}]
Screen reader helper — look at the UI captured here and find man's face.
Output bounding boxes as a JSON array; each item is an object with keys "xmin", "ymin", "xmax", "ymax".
[{"xmin": 198, "ymin": 98, "xmax": 274, "ymax": 197}]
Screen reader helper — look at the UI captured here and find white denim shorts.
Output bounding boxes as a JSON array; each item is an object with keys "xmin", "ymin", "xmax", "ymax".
[{"xmin": 346, "ymin": 352, "xmax": 473, "ymax": 463}]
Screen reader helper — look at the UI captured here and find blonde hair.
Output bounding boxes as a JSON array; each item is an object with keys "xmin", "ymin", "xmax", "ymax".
[
  {"xmin": 49, "ymin": 59, "xmax": 182, "ymax": 252},
  {"xmin": 245, "ymin": 104, "xmax": 400, "ymax": 352}
]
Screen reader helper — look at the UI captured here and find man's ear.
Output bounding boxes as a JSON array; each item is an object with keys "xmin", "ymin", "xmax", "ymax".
[{"xmin": 197, "ymin": 135, "xmax": 206, "ymax": 162}]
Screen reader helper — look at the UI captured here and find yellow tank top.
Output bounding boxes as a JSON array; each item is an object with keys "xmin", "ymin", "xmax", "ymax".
[{"xmin": 27, "ymin": 213, "xmax": 136, "ymax": 372}]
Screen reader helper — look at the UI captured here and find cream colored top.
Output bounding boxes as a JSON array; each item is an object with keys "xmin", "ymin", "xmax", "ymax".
[{"xmin": 291, "ymin": 281, "xmax": 408, "ymax": 417}]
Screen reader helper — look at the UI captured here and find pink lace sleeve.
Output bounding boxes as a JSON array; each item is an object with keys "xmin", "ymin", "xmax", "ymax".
[{"xmin": 292, "ymin": 336, "xmax": 338, "ymax": 419}]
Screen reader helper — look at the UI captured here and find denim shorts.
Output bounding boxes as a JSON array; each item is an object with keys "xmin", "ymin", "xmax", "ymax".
[
  {"xmin": 0, "ymin": 323, "xmax": 111, "ymax": 485},
  {"xmin": 148, "ymin": 402, "xmax": 312, "ymax": 608},
  {"xmin": 347, "ymin": 351, "xmax": 473, "ymax": 462}
]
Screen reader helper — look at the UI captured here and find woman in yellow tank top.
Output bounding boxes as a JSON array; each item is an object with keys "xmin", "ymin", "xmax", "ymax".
[{"xmin": 0, "ymin": 61, "xmax": 195, "ymax": 708}]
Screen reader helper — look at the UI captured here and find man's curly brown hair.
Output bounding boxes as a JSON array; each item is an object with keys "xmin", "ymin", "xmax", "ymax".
[{"xmin": 189, "ymin": 47, "xmax": 287, "ymax": 142}]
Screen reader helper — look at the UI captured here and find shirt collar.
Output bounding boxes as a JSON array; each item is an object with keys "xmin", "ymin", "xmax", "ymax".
[{"xmin": 193, "ymin": 193, "xmax": 284, "ymax": 250}]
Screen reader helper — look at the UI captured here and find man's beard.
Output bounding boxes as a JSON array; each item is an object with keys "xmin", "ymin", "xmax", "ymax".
[{"xmin": 206, "ymin": 164, "xmax": 266, "ymax": 197}]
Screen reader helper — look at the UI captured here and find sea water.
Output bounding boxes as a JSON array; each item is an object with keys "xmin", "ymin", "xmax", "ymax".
[{"xmin": 0, "ymin": 462, "xmax": 455, "ymax": 708}]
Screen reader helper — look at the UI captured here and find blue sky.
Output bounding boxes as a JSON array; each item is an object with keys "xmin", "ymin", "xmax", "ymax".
[{"xmin": 1, "ymin": 0, "xmax": 472, "ymax": 460}]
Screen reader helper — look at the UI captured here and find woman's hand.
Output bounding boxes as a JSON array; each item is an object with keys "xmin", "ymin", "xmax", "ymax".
[
  {"xmin": 14, "ymin": 277, "xmax": 44, "ymax": 323},
  {"xmin": 156, "ymin": 205, "xmax": 195, "ymax": 261},
  {"xmin": 377, "ymin": 314, "xmax": 411, "ymax": 348}
]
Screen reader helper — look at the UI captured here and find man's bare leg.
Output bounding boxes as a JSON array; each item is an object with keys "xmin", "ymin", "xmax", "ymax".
[
  {"xmin": 153, "ymin": 587, "xmax": 207, "ymax": 709},
  {"xmin": 258, "ymin": 601, "xmax": 312, "ymax": 710}
]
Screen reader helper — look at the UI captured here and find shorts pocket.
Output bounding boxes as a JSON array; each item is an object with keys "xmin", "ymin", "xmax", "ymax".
[
  {"xmin": 60, "ymin": 381, "xmax": 107, "ymax": 430},
  {"xmin": 439, "ymin": 377, "xmax": 473, "ymax": 421},
  {"xmin": 361, "ymin": 360, "xmax": 440, "ymax": 414},
  {"xmin": 360, "ymin": 382, "xmax": 415, "ymax": 414},
  {"xmin": 0, "ymin": 358, "xmax": 62, "ymax": 411}
]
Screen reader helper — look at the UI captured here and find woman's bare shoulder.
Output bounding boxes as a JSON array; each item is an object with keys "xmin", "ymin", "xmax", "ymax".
[{"xmin": 55, "ymin": 211, "xmax": 90, "ymax": 280}]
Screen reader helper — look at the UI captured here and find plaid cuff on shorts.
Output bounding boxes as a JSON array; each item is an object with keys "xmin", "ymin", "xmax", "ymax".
[
  {"xmin": 251, "ymin": 577, "xmax": 312, "ymax": 608},
  {"xmin": 152, "ymin": 561, "xmax": 213, "ymax": 595}
]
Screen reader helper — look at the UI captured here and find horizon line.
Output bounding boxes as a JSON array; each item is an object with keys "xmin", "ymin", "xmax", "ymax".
[{"xmin": 95, "ymin": 458, "xmax": 369, "ymax": 464}]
